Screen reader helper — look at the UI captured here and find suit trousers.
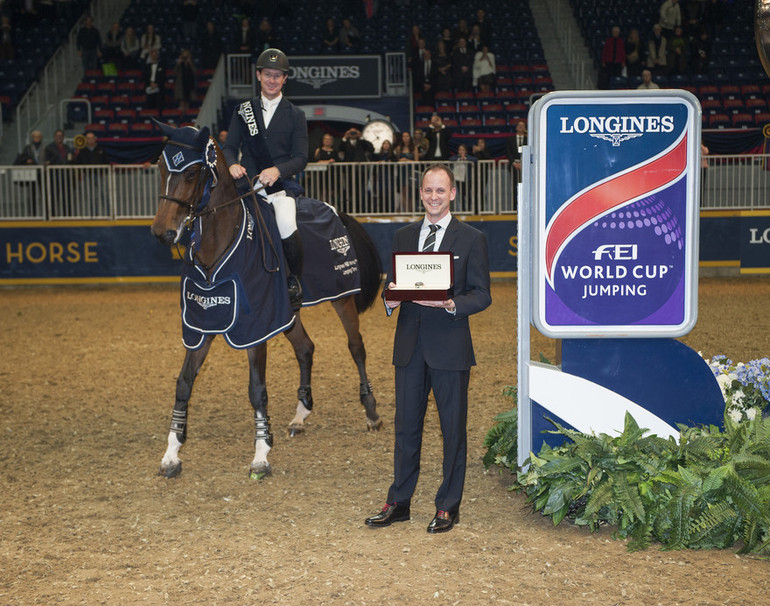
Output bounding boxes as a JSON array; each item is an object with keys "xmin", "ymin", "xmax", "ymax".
[{"xmin": 387, "ymin": 331, "xmax": 470, "ymax": 513}]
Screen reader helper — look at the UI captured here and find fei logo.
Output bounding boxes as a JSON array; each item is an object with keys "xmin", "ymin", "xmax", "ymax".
[
  {"xmin": 532, "ymin": 90, "xmax": 700, "ymax": 338},
  {"xmin": 592, "ymin": 244, "xmax": 638, "ymax": 261}
]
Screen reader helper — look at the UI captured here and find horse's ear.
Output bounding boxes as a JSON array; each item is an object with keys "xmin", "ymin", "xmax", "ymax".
[
  {"xmin": 197, "ymin": 126, "xmax": 211, "ymax": 146},
  {"xmin": 151, "ymin": 118, "xmax": 175, "ymax": 139}
]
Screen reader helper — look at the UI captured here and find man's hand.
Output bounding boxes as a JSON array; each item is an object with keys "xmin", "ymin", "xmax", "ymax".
[
  {"xmin": 258, "ymin": 166, "xmax": 280, "ymax": 187},
  {"xmin": 384, "ymin": 281, "xmax": 401, "ymax": 310},
  {"xmin": 229, "ymin": 163, "xmax": 247, "ymax": 180}
]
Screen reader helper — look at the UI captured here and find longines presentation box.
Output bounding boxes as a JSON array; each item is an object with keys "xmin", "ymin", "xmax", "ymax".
[{"xmin": 388, "ymin": 252, "xmax": 454, "ymax": 301}]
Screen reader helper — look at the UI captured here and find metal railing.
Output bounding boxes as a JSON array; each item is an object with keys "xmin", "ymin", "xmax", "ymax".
[{"xmin": 0, "ymin": 155, "xmax": 767, "ymax": 221}]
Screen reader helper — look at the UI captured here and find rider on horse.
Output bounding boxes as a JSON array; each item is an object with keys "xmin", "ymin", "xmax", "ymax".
[{"xmin": 223, "ymin": 48, "xmax": 307, "ymax": 310}]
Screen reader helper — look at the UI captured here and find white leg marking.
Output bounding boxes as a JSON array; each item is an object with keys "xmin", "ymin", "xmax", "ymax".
[
  {"xmin": 289, "ymin": 401, "xmax": 312, "ymax": 428},
  {"xmin": 161, "ymin": 431, "xmax": 183, "ymax": 468}
]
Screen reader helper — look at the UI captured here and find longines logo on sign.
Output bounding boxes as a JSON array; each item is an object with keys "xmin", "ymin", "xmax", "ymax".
[{"xmin": 285, "ymin": 56, "xmax": 381, "ymax": 99}]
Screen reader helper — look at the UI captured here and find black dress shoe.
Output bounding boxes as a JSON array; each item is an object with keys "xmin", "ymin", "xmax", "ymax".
[
  {"xmin": 427, "ymin": 510, "xmax": 459, "ymax": 533},
  {"xmin": 365, "ymin": 502, "xmax": 410, "ymax": 527}
]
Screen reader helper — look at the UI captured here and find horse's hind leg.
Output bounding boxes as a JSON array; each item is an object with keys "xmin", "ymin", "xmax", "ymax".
[
  {"xmin": 283, "ymin": 315, "xmax": 315, "ymax": 437},
  {"xmin": 159, "ymin": 337, "xmax": 214, "ymax": 478},
  {"xmin": 247, "ymin": 342, "xmax": 273, "ymax": 479},
  {"xmin": 332, "ymin": 297, "xmax": 382, "ymax": 431}
]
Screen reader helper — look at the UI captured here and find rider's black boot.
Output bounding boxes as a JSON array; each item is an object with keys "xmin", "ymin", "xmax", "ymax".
[{"xmin": 281, "ymin": 230, "xmax": 304, "ymax": 311}]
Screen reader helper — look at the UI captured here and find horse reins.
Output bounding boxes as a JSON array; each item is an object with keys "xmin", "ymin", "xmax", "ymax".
[{"xmin": 159, "ymin": 137, "xmax": 281, "ymax": 275}]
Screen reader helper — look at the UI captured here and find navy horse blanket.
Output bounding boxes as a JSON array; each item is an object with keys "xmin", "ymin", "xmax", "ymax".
[{"xmin": 181, "ymin": 195, "xmax": 360, "ymax": 350}]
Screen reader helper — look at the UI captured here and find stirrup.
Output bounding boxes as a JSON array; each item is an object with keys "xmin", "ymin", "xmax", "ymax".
[{"xmin": 288, "ymin": 274, "xmax": 303, "ymax": 311}]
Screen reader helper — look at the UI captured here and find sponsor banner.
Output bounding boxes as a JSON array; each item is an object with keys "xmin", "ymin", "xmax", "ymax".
[
  {"xmin": 0, "ymin": 219, "xmax": 518, "ymax": 283},
  {"xmin": 531, "ymin": 91, "xmax": 701, "ymax": 338},
  {"xmin": 741, "ymin": 214, "xmax": 770, "ymax": 271},
  {"xmin": 285, "ymin": 56, "xmax": 381, "ymax": 99}
]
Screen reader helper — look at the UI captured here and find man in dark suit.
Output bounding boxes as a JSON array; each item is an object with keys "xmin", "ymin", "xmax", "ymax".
[
  {"xmin": 505, "ymin": 120, "xmax": 527, "ymax": 210},
  {"xmin": 143, "ymin": 49, "xmax": 165, "ymax": 111},
  {"xmin": 415, "ymin": 48, "xmax": 438, "ymax": 107},
  {"xmin": 365, "ymin": 163, "xmax": 492, "ymax": 533},
  {"xmin": 223, "ymin": 48, "xmax": 309, "ymax": 309},
  {"xmin": 450, "ymin": 37, "xmax": 474, "ymax": 92},
  {"xmin": 425, "ymin": 113, "xmax": 452, "ymax": 161}
]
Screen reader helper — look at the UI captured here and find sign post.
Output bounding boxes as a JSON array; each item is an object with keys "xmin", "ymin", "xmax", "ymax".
[{"xmin": 518, "ymin": 91, "xmax": 724, "ymax": 467}]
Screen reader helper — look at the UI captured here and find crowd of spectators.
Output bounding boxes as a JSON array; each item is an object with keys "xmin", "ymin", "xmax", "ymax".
[{"xmin": 597, "ymin": 0, "xmax": 729, "ymax": 89}]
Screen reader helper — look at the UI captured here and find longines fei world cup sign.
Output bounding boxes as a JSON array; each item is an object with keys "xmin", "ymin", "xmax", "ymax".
[
  {"xmin": 532, "ymin": 91, "xmax": 701, "ymax": 337},
  {"xmin": 518, "ymin": 91, "xmax": 724, "ymax": 467}
]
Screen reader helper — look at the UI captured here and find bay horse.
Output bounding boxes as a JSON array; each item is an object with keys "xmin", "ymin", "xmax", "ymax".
[{"xmin": 150, "ymin": 123, "xmax": 382, "ymax": 479}]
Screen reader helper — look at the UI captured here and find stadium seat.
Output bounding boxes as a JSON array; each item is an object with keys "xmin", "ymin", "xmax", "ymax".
[
  {"xmin": 708, "ymin": 113, "xmax": 731, "ymax": 128},
  {"xmin": 731, "ymin": 113, "xmax": 755, "ymax": 128},
  {"xmin": 107, "ymin": 122, "xmax": 130, "ymax": 137}
]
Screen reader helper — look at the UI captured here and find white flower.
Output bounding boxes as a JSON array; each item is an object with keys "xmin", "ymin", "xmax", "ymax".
[
  {"xmin": 732, "ymin": 389, "xmax": 746, "ymax": 406},
  {"xmin": 746, "ymin": 408, "xmax": 758, "ymax": 420},
  {"xmin": 728, "ymin": 408, "xmax": 742, "ymax": 423}
]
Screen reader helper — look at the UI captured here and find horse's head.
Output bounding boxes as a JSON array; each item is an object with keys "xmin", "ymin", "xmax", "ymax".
[{"xmin": 150, "ymin": 121, "xmax": 220, "ymax": 246}]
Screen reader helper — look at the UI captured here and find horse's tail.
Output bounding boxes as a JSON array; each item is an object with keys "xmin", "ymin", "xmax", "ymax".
[{"xmin": 340, "ymin": 211, "xmax": 383, "ymax": 313}]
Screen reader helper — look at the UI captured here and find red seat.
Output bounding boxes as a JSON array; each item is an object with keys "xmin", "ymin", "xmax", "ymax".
[
  {"xmin": 107, "ymin": 122, "xmax": 130, "ymax": 137},
  {"xmin": 131, "ymin": 122, "xmax": 156, "ymax": 135},
  {"xmin": 731, "ymin": 113, "xmax": 754, "ymax": 128},
  {"xmin": 723, "ymin": 98, "xmax": 744, "ymax": 112},
  {"xmin": 83, "ymin": 123, "xmax": 107, "ymax": 135},
  {"xmin": 75, "ymin": 82, "xmax": 95, "ymax": 96},
  {"xmin": 741, "ymin": 84, "xmax": 761, "ymax": 96},
  {"xmin": 484, "ymin": 117, "xmax": 507, "ymax": 127},
  {"xmin": 481, "ymin": 103, "xmax": 504, "ymax": 113},
  {"xmin": 415, "ymin": 119, "xmax": 430, "ymax": 129},
  {"xmin": 708, "ymin": 113, "xmax": 731, "ymax": 128},
  {"xmin": 457, "ymin": 103, "xmax": 480, "ymax": 113},
  {"xmin": 93, "ymin": 109, "xmax": 115, "ymax": 123},
  {"xmin": 95, "ymin": 82, "xmax": 116, "ymax": 95},
  {"xmin": 754, "ymin": 112, "xmax": 770, "ymax": 125},
  {"xmin": 138, "ymin": 108, "xmax": 160, "ymax": 119},
  {"xmin": 116, "ymin": 108, "xmax": 137, "ymax": 122},
  {"xmin": 442, "ymin": 118, "xmax": 458, "ymax": 127},
  {"xmin": 110, "ymin": 95, "xmax": 131, "ymax": 110},
  {"xmin": 455, "ymin": 91, "xmax": 474, "ymax": 101}
]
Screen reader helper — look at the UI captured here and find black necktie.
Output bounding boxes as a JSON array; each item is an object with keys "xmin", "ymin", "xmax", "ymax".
[{"xmin": 422, "ymin": 224, "xmax": 440, "ymax": 252}]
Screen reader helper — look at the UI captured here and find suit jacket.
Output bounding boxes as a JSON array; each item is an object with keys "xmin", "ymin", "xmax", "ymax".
[
  {"xmin": 223, "ymin": 96, "xmax": 308, "ymax": 182},
  {"xmin": 414, "ymin": 57, "xmax": 437, "ymax": 92},
  {"xmin": 425, "ymin": 125, "xmax": 452, "ymax": 161},
  {"xmin": 385, "ymin": 217, "xmax": 491, "ymax": 371}
]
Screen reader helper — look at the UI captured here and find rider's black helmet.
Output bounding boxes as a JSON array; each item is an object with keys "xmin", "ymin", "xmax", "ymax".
[{"xmin": 256, "ymin": 48, "xmax": 289, "ymax": 73}]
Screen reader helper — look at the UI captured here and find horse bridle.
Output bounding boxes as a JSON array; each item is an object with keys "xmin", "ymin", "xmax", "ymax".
[{"xmin": 158, "ymin": 136, "xmax": 280, "ymax": 273}]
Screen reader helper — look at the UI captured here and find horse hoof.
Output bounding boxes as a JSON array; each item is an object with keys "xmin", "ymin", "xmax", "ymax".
[
  {"xmin": 367, "ymin": 416, "xmax": 383, "ymax": 431},
  {"xmin": 249, "ymin": 464, "xmax": 272, "ymax": 480},
  {"xmin": 288, "ymin": 424, "xmax": 304, "ymax": 437},
  {"xmin": 159, "ymin": 462, "xmax": 182, "ymax": 478}
]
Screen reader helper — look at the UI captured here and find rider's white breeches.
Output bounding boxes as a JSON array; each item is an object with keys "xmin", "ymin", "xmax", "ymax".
[{"xmin": 266, "ymin": 190, "xmax": 297, "ymax": 239}]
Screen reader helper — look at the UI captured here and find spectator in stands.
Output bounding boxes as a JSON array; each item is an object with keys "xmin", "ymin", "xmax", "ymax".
[
  {"xmin": 339, "ymin": 18, "xmax": 360, "ymax": 53},
  {"xmin": 75, "ymin": 131, "xmax": 110, "ymax": 215},
  {"xmin": 314, "ymin": 132, "xmax": 340, "ymax": 202},
  {"xmin": 102, "ymin": 22, "xmax": 123, "ymax": 66},
  {"xmin": 416, "ymin": 48, "xmax": 437, "ymax": 106},
  {"xmin": 435, "ymin": 40, "xmax": 452, "ymax": 94},
  {"xmin": 144, "ymin": 48, "xmax": 166, "ymax": 111},
  {"xmin": 451, "ymin": 37, "xmax": 474, "ymax": 92},
  {"xmin": 646, "ymin": 23, "xmax": 668, "ymax": 77},
  {"xmin": 659, "ymin": 0, "xmax": 682, "ymax": 40},
  {"xmin": 76, "ymin": 15, "xmax": 102, "ymax": 71},
  {"xmin": 472, "ymin": 44, "xmax": 495, "ymax": 93},
  {"xmin": 233, "ymin": 17, "xmax": 255, "ymax": 54},
  {"xmin": 180, "ymin": 0, "xmax": 199, "ymax": 40},
  {"xmin": 467, "ymin": 24, "xmax": 483, "ymax": 55},
  {"xmin": 439, "ymin": 27, "xmax": 453, "ymax": 51},
  {"xmin": 471, "ymin": 138, "xmax": 491, "ymax": 160},
  {"xmin": 625, "ymin": 28, "xmax": 643, "ymax": 80},
  {"xmin": 690, "ymin": 26, "xmax": 711, "ymax": 74},
  {"xmin": 637, "ymin": 69, "xmax": 660, "ymax": 89},
  {"xmin": 45, "ymin": 129, "xmax": 75, "ymax": 216},
  {"xmin": 598, "ymin": 25, "xmax": 625, "ymax": 89},
  {"xmin": 0, "ymin": 14, "xmax": 13, "ymax": 61},
  {"xmin": 506, "ymin": 120, "xmax": 527, "ymax": 210},
  {"xmin": 322, "ymin": 18, "xmax": 339, "ymax": 53},
  {"xmin": 449, "ymin": 143, "xmax": 477, "ymax": 211},
  {"xmin": 425, "ymin": 113, "xmax": 451, "ymax": 161},
  {"xmin": 339, "ymin": 127, "xmax": 373, "ymax": 162},
  {"xmin": 452, "ymin": 18, "xmax": 470, "ymax": 45},
  {"xmin": 413, "ymin": 129, "xmax": 429, "ymax": 157},
  {"xmin": 257, "ymin": 17, "xmax": 279, "ymax": 52},
  {"xmin": 140, "ymin": 24, "xmax": 161, "ymax": 64},
  {"xmin": 406, "ymin": 24, "xmax": 422, "ymax": 68},
  {"xmin": 218, "ymin": 130, "xmax": 228, "ymax": 147},
  {"xmin": 120, "ymin": 26, "xmax": 141, "ymax": 70},
  {"xmin": 338, "ymin": 126, "xmax": 373, "ymax": 205},
  {"xmin": 199, "ymin": 20, "xmax": 223, "ymax": 70},
  {"xmin": 314, "ymin": 132, "xmax": 340, "ymax": 163},
  {"xmin": 668, "ymin": 25, "xmax": 688, "ymax": 75},
  {"xmin": 174, "ymin": 49, "xmax": 196, "ymax": 115},
  {"xmin": 702, "ymin": 0, "xmax": 726, "ymax": 39},
  {"xmin": 374, "ymin": 138, "xmax": 396, "ymax": 211},
  {"xmin": 17, "ymin": 130, "xmax": 45, "ymax": 166},
  {"xmin": 394, "ymin": 130, "xmax": 420, "ymax": 212},
  {"xmin": 473, "ymin": 8, "xmax": 493, "ymax": 48}
]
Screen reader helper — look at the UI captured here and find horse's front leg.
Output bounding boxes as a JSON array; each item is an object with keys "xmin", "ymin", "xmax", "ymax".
[
  {"xmin": 159, "ymin": 337, "xmax": 214, "ymax": 478},
  {"xmin": 332, "ymin": 297, "xmax": 382, "ymax": 431},
  {"xmin": 283, "ymin": 314, "xmax": 315, "ymax": 437},
  {"xmin": 247, "ymin": 342, "xmax": 273, "ymax": 479}
]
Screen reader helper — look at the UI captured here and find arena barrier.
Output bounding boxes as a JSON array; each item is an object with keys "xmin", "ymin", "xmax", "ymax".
[{"xmin": 0, "ymin": 160, "xmax": 769, "ymax": 284}]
